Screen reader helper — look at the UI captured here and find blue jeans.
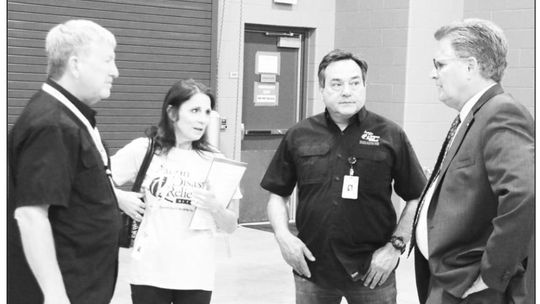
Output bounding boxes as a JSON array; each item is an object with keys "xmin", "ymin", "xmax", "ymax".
[{"xmin": 294, "ymin": 273, "xmax": 397, "ymax": 304}]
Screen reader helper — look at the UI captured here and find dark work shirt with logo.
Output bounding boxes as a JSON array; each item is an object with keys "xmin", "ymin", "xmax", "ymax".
[{"xmin": 261, "ymin": 107, "xmax": 426, "ymax": 288}]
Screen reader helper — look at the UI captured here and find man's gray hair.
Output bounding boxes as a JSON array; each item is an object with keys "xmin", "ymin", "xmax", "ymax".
[
  {"xmin": 434, "ymin": 18, "xmax": 508, "ymax": 83},
  {"xmin": 45, "ymin": 19, "xmax": 116, "ymax": 79}
]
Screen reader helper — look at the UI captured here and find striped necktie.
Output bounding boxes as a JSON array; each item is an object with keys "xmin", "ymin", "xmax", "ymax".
[
  {"xmin": 411, "ymin": 115, "xmax": 461, "ymax": 252},
  {"xmin": 433, "ymin": 115, "xmax": 461, "ymax": 179}
]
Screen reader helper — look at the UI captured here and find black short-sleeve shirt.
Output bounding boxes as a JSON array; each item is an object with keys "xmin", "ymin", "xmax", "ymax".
[
  {"xmin": 261, "ymin": 107, "xmax": 426, "ymax": 288},
  {"xmin": 8, "ymin": 81, "xmax": 121, "ymax": 304}
]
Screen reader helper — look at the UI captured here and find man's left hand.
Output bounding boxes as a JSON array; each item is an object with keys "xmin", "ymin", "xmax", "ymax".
[{"xmin": 362, "ymin": 243, "xmax": 400, "ymax": 289}]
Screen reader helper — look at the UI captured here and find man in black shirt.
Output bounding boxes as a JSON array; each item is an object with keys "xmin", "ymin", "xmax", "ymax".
[
  {"xmin": 8, "ymin": 19, "xmax": 120, "ymax": 304},
  {"xmin": 261, "ymin": 49, "xmax": 426, "ymax": 304}
]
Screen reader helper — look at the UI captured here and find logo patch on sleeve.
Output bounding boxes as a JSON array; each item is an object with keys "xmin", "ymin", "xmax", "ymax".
[{"xmin": 359, "ymin": 130, "xmax": 380, "ymax": 145}]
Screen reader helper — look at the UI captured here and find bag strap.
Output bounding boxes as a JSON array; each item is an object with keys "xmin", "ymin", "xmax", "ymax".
[{"xmin": 131, "ymin": 136, "xmax": 155, "ymax": 192}]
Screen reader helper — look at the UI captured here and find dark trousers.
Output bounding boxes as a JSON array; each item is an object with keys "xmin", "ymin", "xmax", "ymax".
[
  {"xmin": 414, "ymin": 247, "xmax": 430, "ymax": 304},
  {"xmin": 131, "ymin": 284, "xmax": 212, "ymax": 304}
]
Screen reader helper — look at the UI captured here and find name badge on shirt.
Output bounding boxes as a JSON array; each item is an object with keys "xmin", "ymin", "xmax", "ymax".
[{"xmin": 341, "ymin": 175, "xmax": 359, "ymax": 199}]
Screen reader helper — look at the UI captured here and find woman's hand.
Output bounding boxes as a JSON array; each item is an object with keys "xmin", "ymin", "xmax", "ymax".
[
  {"xmin": 191, "ymin": 184, "xmax": 238, "ymax": 233},
  {"xmin": 115, "ymin": 188, "xmax": 145, "ymax": 222},
  {"xmin": 190, "ymin": 185, "xmax": 222, "ymax": 213}
]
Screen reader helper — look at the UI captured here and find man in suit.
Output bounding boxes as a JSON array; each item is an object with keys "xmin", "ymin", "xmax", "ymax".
[
  {"xmin": 412, "ymin": 18, "xmax": 534, "ymax": 304},
  {"xmin": 8, "ymin": 19, "xmax": 120, "ymax": 304}
]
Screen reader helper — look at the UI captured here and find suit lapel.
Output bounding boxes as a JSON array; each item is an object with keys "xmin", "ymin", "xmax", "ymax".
[{"xmin": 434, "ymin": 84, "xmax": 504, "ymax": 187}]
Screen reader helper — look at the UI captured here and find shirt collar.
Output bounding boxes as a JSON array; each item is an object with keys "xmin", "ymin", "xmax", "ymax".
[
  {"xmin": 459, "ymin": 83, "xmax": 497, "ymax": 122},
  {"xmin": 324, "ymin": 106, "xmax": 368, "ymax": 128},
  {"xmin": 353, "ymin": 107, "xmax": 368, "ymax": 123},
  {"xmin": 46, "ymin": 78, "xmax": 97, "ymax": 128}
]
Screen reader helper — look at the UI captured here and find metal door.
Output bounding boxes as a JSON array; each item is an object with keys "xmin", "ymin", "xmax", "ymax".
[{"xmin": 239, "ymin": 26, "xmax": 305, "ymax": 223}]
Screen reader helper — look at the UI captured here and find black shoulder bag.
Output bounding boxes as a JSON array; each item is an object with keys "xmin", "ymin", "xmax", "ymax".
[{"xmin": 119, "ymin": 136, "xmax": 156, "ymax": 248}]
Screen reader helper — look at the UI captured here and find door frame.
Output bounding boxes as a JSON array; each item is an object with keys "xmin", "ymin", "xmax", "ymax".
[{"xmin": 240, "ymin": 24, "xmax": 311, "ymax": 223}]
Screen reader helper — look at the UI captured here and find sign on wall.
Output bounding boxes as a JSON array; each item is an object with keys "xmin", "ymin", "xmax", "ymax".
[
  {"xmin": 253, "ymin": 82, "xmax": 279, "ymax": 106},
  {"xmin": 254, "ymin": 51, "xmax": 280, "ymax": 106}
]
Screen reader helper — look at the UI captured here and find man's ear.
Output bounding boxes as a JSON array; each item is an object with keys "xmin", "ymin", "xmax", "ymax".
[
  {"xmin": 66, "ymin": 55, "xmax": 80, "ymax": 78},
  {"xmin": 466, "ymin": 57, "xmax": 478, "ymax": 73}
]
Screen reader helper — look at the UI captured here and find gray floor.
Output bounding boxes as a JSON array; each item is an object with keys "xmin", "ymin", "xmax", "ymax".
[{"xmin": 111, "ymin": 226, "xmax": 420, "ymax": 304}]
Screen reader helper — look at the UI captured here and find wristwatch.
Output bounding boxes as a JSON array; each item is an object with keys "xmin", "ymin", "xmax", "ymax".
[{"xmin": 389, "ymin": 235, "xmax": 406, "ymax": 254}]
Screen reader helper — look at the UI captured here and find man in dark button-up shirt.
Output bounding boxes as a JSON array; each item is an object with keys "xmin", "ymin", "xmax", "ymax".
[
  {"xmin": 262, "ymin": 49, "xmax": 426, "ymax": 304},
  {"xmin": 8, "ymin": 19, "xmax": 120, "ymax": 304}
]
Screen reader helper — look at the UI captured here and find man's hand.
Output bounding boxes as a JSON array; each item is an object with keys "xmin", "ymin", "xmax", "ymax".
[
  {"xmin": 275, "ymin": 232, "xmax": 316, "ymax": 278},
  {"xmin": 362, "ymin": 243, "xmax": 400, "ymax": 289},
  {"xmin": 115, "ymin": 189, "xmax": 145, "ymax": 222}
]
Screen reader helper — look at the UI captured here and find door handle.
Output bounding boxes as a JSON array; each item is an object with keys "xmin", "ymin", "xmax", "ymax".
[{"xmin": 244, "ymin": 128, "xmax": 287, "ymax": 136}]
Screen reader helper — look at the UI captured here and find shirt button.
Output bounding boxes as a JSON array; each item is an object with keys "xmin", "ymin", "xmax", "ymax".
[
  {"xmin": 337, "ymin": 153, "xmax": 343, "ymax": 158},
  {"xmin": 334, "ymin": 176, "xmax": 340, "ymax": 181},
  {"xmin": 332, "ymin": 200, "xmax": 338, "ymax": 206}
]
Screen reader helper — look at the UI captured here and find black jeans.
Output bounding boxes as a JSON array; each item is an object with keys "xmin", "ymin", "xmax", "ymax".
[{"xmin": 131, "ymin": 284, "xmax": 212, "ymax": 304}]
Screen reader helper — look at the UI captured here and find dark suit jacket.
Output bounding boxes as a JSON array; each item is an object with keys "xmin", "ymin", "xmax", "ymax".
[{"xmin": 414, "ymin": 84, "xmax": 534, "ymax": 303}]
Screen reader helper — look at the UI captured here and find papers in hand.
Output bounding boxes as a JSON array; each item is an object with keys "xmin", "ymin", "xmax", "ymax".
[{"xmin": 189, "ymin": 157, "xmax": 247, "ymax": 230}]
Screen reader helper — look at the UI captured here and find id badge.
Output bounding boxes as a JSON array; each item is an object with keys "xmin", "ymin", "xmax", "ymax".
[{"xmin": 341, "ymin": 175, "xmax": 359, "ymax": 199}]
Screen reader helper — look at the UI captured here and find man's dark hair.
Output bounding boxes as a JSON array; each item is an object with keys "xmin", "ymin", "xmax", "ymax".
[{"xmin": 318, "ymin": 49, "xmax": 368, "ymax": 87}]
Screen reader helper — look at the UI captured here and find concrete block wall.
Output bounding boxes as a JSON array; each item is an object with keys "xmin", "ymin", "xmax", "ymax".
[
  {"xmin": 404, "ymin": 0, "xmax": 464, "ymax": 170},
  {"xmin": 335, "ymin": 0, "xmax": 411, "ymax": 126},
  {"xmin": 464, "ymin": 0, "xmax": 534, "ymax": 115}
]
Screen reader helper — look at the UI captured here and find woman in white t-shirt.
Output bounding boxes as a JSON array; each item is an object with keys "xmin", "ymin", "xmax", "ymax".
[{"xmin": 112, "ymin": 79, "xmax": 239, "ymax": 304}]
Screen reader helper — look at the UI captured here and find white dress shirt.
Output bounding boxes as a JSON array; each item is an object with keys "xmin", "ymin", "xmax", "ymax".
[{"xmin": 416, "ymin": 83, "xmax": 496, "ymax": 259}]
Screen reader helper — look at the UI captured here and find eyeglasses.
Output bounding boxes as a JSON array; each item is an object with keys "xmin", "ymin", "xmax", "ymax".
[{"xmin": 432, "ymin": 57, "xmax": 466, "ymax": 71}]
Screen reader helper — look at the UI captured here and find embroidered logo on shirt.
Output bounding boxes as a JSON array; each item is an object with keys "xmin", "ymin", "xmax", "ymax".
[{"xmin": 359, "ymin": 131, "xmax": 380, "ymax": 146}]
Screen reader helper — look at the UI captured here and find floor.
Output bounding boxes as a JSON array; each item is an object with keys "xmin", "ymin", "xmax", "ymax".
[{"xmin": 111, "ymin": 226, "xmax": 420, "ymax": 304}]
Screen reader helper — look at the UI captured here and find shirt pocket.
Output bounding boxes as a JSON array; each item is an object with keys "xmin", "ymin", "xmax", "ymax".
[
  {"xmin": 354, "ymin": 148, "xmax": 391, "ymax": 192},
  {"xmin": 74, "ymin": 136, "xmax": 110, "ymax": 203},
  {"xmin": 296, "ymin": 143, "xmax": 331, "ymax": 184}
]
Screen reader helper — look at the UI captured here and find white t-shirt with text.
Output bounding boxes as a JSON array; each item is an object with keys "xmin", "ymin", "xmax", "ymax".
[{"xmin": 112, "ymin": 137, "xmax": 239, "ymax": 290}]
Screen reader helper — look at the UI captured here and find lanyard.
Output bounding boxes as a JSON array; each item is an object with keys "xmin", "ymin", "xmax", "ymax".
[{"xmin": 41, "ymin": 83, "xmax": 109, "ymax": 167}]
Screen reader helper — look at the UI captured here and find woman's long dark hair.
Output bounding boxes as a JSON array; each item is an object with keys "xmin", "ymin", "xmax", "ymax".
[{"xmin": 146, "ymin": 79, "xmax": 217, "ymax": 154}]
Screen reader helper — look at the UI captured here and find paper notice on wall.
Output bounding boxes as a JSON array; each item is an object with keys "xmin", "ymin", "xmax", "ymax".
[
  {"xmin": 254, "ymin": 82, "xmax": 279, "ymax": 106},
  {"xmin": 189, "ymin": 157, "xmax": 247, "ymax": 230},
  {"xmin": 256, "ymin": 51, "xmax": 280, "ymax": 75}
]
